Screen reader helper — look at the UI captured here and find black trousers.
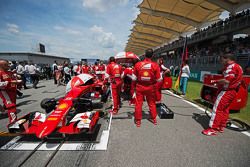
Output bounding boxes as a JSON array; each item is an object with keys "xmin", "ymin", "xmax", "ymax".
[
  {"xmin": 19, "ymin": 74, "xmax": 27, "ymax": 88},
  {"xmin": 64, "ymin": 74, "xmax": 71, "ymax": 84},
  {"xmin": 30, "ymin": 74, "xmax": 39, "ymax": 88}
]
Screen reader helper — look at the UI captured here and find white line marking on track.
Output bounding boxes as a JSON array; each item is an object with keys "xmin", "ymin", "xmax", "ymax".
[
  {"xmin": 165, "ymin": 90, "xmax": 250, "ymax": 138},
  {"xmin": 0, "ymin": 136, "xmax": 22, "ymax": 150},
  {"xmin": 165, "ymin": 90, "xmax": 183, "ymax": 99},
  {"xmin": 11, "ymin": 143, "xmax": 41, "ymax": 150},
  {"xmin": 90, "ymin": 130, "xmax": 109, "ymax": 150},
  {"xmin": 91, "ymin": 113, "xmax": 113, "ymax": 150},
  {"xmin": 38, "ymin": 143, "xmax": 61, "ymax": 151},
  {"xmin": 0, "ymin": 113, "xmax": 113, "ymax": 151}
]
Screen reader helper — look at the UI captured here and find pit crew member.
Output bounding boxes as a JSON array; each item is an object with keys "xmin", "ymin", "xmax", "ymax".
[
  {"xmin": 0, "ymin": 59, "xmax": 21, "ymax": 123},
  {"xmin": 105, "ymin": 57, "xmax": 123, "ymax": 114},
  {"xmin": 202, "ymin": 53, "xmax": 243, "ymax": 136},
  {"xmin": 132, "ymin": 49, "xmax": 162, "ymax": 127}
]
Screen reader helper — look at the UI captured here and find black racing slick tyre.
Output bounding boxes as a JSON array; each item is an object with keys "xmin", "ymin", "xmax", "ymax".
[{"xmin": 40, "ymin": 98, "xmax": 57, "ymax": 113}]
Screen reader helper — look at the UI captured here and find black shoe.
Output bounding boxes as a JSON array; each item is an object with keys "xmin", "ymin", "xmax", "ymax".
[
  {"xmin": 18, "ymin": 93, "xmax": 23, "ymax": 98},
  {"xmin": 148, "ymin": 118, "xmax": 157, "ymax": 125},
  {"xmin": 156, "ymin": 103, "xmax": 161, "ymax": 108}
]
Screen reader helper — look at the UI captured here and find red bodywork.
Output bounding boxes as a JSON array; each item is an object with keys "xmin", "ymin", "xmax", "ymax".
[
  {"xmin": 33, "ymin": 86, "xmax": 93, "ymax": 138},
  {"xmin": 8, "ymin": 79, "xmax": 105, "ymax": 139},
  {"xmin": 201, "ymin": 74, "xmax": 250, "ymax": 111}
]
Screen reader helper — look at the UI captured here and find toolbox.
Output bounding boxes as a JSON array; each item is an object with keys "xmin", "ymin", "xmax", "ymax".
[{"xmin": 156, "ymin": 103, "xmax": 174, "ymax": 119}]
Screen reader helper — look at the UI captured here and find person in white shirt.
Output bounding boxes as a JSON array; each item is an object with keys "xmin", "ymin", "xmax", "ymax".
[
  {"xmin": 73, "ymin": 62, "xmax": 81, "ymax": 76},
  {"xmin": 174, "ymin": 65, "xmax": 179, "ymax": 77},
  {"xmin": 180, "ymin": 60, "xmax": 190, "ymax": 96},
  {"xmin": 52, "ymin": 61, "xmax": 58, "ymax": 84},
  {"xmin": 16, "ymin": 61, "xmax": 28, "ymax": 89},
  {"xmin": 169, "ymin": 65, "xmax": 174, "ymax": 76},
  {"xmin": 28, "ymin": 63, "xmax": 39, "ymax": 89},
  {"xmin": 24, "ymin": 61, "xmax": 31, "ymax": 84},
  {"xmin": 63, "ymin": 63, "xmax": 71, "ymax": 84}
]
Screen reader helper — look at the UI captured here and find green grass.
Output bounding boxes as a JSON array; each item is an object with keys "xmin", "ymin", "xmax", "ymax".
[
  {"xmin": 230, "ymin": 98, "xmax": 250, "ymax": 124},
  {"xmin": 171, "ymin": 77, "xmax": 250, "ymax": 125}
]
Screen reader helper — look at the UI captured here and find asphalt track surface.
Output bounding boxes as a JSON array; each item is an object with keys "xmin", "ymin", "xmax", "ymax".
[{"xmin": 0, "ymin": 80, "xmax": 250, "ymax": 167}]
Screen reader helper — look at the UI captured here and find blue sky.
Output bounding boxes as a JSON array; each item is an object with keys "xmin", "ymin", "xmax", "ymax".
[{"xmin": 0, "ymin": 0, "xmax": 142, "ymax": 60}]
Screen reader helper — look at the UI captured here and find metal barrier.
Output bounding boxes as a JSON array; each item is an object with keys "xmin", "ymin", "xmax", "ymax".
[{"xmin": 165, "ymin": 54, "xmax": 250, "ymax": 72}]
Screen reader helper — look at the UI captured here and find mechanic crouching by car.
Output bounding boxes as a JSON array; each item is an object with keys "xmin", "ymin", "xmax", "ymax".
[
  {"xmin": 105, "ymin": 57, "xmax": 123, "ymax": 114},
  {"xmin": 132, "ymin": 48, "xmax": 162, "ymax": 127},
  {"xmin": 0, "ymin": 59, "xmax": 21, "ymax": 123},
  {"xmin": 121, "ymin": 64, "xmax": 136, "ymax": 105},
  {"xmin": 202, "ymin": 53, "xmax": 243, "ymax": 136}
]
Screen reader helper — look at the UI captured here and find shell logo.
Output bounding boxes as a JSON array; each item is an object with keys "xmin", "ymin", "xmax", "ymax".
[
  {"xmin": 143, "ymin": 71, "xmax": 149, "ymax": 76},
  {"xmin": 58, "ymin": 103, "xmax": 68, "ymax": 110}
]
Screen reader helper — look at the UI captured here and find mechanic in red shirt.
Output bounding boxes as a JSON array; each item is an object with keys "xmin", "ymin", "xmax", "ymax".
[
  {"xmin": 96, "ymin": 61, "xmax": 106, "ymax": 80},
  {"xmin": 0, "ymin": 59, "xmax": 21, "ymax": 123},
  {"xmin": 121, "ymin": 65, "xmax": 136, "ymax": 105},
  {"xmin": 105, "ymin": 57, "xmax": 123, "ymax": 114},
  {"xmin": 81, "ymin": 61, "xmax": 89, "ymax": 74},
  {"xmin": 92, "ymin": 62, "xmax": 99, "ymax": 75},
  {"xmin": 202, "ymin": 53, "xmax": 243, "ymax": 136},
  {"xmin": 156, "ymin": 58, "xmax": 170, "ymax": 104},
  {"xmin": 132, "ymin": 49, "xmax": 162, "ymax": 127}
]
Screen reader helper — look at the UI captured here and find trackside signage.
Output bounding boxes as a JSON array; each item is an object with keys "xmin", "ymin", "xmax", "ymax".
[
  {"xmin": 189, "ymin": 71, "xmax": 200, "ymax": 81},
  {"xmin": 189, "ymin": 71, "xmax": 217, "ymax": 82}
]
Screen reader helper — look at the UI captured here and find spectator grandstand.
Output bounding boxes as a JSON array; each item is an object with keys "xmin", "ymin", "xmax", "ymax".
[{"xmin": 153, "ymin": 9, "xmax": 250, "ymax": 74}]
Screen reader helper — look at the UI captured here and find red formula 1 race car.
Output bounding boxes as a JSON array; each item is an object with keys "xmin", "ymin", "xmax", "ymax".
[{"xmin": 7, "ymin": 74, "xmax": 107, "ymax": 139}]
